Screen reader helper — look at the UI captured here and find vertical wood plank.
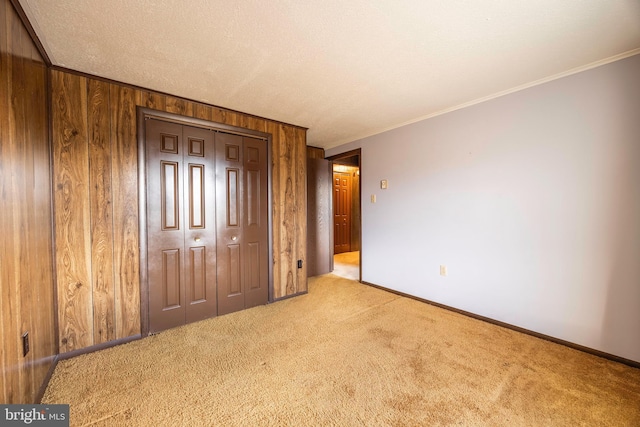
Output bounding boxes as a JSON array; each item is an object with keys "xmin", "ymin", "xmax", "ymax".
[
  {"xmin": 307, "ymin": 146, "xmax": 325, "ymax": 159},
  {"xmin": 294, "ymin": 128, "xmax": 308, "ymax": 292},
  {"xmin": 266, "ymin": 121, "xmax": 282, "ymax": 298},
  {"xmin": 223, "ymin": 110, "xmax": 240, "ymax": 126},
  {"xmin": 243, "ymin": 115, "xmax": 267, "ymax": 133},
  {"xmin": 29, "ymin": 40, "xmax": 56, "ymax": 392},
  {"xmin": 136, "ymin": 90, "xmax": 166, "ymax": 110},
  {"xmin": 18, "ymin": 16, "xmax": 37, "ymax": 397},
  {"xmin": 165, "ymin": 95, "xmax": 193, "ymax": 116},
  {"xmin": 0, "ymin": 0, "xmax": 55, "ymax": 403},
  {"xmin": 88, "ymin": 79, "xmax": 116, "ymax": 344},
  {"xmin": 110, "ymin": 83, "xmax": 141, "ymax": 339},
  {"xmin": 278, "ymin": 124, "xmax": 297, "ymax": 297},
  {"xmin": 193, "ymin": 103, "xmax": 213, "ymax": 121},
  {"xmin": 1, "ymin": 1, "xmax": 21, "ymax": 401},
  {"xmin": 52, "ymin": 70, "xmax": 93, "ymax": 353},
  {"xmin": 212, "ymin": 107, "xmax": 240, "ymax": 125},
  {"xmin": 12, "ymin": 10, "xmax": 31, "ymax": 399}
]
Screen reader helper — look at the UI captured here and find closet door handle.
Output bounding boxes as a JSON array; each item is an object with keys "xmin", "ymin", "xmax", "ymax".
[{"xmin": 231, "ymin": 236, "xmax": 237, "ymax": 241}]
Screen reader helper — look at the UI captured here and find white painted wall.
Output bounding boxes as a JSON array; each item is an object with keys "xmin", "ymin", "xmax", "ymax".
[{"xmin": 326, "ymin": 54, "xmax": 640, "ymax": 362}]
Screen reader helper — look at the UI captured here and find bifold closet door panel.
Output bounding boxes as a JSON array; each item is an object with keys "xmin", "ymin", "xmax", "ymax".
[
  {"xmin": 216, "ymin": 132, "xmax": 246, "ymax": 315},
  {"xmin": 215, "ymin": 133, "xmax": 269, "ymax": 315},
  {"xmin": 243, "ymin": 136, "xmax": 269, "ymax": 309},
  {"xmin": 182, "ymin": 125, "xmax": 218, "ymax": 324},
  {"xmin": 146, "ymin": 119, "xmax": 187, "ymax": 333},
  {"xmin": 146, "ymin": 121, "xmax": 218, "ymax": 333}
]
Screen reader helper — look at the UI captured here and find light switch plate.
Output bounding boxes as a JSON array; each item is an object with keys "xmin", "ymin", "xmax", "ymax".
[
  {"xmin": 380, "ymin": 179, "xmax": 388, "ymax": 189},
  {"xmin": 371, "ymin": 194, "xmax": 376, "ymax": 203}
]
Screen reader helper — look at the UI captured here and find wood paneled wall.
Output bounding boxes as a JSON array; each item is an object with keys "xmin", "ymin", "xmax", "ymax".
[
  {"xmin": 307, "ymin": 146, "xmax": 325, "ymax": 159},
  {"xmin": 51, "ymin": 70, "xmax": 307, "ymax": 353},
  {"xmin": 307, "ymin": 147, "xmax": 332, "ymax": 277},
  {"xmin": 0, "ymin": 0, "xmax": 56, "ymax": 403}
]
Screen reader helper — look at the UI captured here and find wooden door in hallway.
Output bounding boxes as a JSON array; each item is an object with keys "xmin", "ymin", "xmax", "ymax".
[
  {"xmin": 216, "ymin": 132, "xmax": 269, "ymax": 315},
  {"xmin": 333, "ymin": 171, "xmax": 352, "ymax": 254},
  {"xmin": 146, "ymin": 119, "xmax": 217, "ymax": 333}
]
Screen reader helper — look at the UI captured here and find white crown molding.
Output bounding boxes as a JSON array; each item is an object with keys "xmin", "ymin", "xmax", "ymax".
[{"xmin": 325, "ymin": 48, "xmax": 640, "ymax": 150}]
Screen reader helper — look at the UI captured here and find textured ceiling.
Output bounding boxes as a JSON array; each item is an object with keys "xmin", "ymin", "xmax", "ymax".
[{"xmin": 19, "ymin": 0, "xmax": 640, "ymax": 149}]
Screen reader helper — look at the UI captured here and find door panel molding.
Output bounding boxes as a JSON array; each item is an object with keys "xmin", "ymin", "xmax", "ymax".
[
  {"xmin": 333, "ymin": 171, "xmax": 352, "ymax": 254},
  {"xmin": 161, "ymin": 248, "xmax": 181, "ymax": 310},
  {"xmin": 161, "ymin": 161, "xmax": 180, "ymax": 230},
  {"xmin": 188, "ymin": 164, "xmax": 205, "ymax": 229}
]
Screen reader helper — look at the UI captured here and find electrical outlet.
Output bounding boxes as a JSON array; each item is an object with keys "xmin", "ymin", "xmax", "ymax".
[
  {"xmin": 371, "ymin": 194, "xmax": 376, "ymax": 203},
  {"xmin": 440, "ymin": 265, "xmax": 448, "ymax": 277},
  {"xmin": 22, "ymin": 332, "xmax": 29, "ymax": 357}
]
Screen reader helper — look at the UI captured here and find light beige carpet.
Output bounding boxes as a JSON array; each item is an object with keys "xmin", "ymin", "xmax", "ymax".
[
  {"xmin": 333, "ymin": 251, "xmax": 359, "ymax": 280},
  {"xmin": 43, "ymin": 275, "xmax": 640, "ymax": 426}
]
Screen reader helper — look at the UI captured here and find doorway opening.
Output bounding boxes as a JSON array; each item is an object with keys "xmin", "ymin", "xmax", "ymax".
[{"xmin": 327, "ymin": 149, "xmax": 361, "ymax": 282}]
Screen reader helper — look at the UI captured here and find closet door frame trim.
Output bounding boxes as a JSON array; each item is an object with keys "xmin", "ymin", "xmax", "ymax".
[{"xmin": 137, "ymin": 107, "xmax": 273, "ymax": 336}]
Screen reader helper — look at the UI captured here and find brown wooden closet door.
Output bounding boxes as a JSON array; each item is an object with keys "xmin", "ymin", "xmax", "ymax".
[
  {"xmin": 216, "ymin": 133, "xmax": 268, "ymax": 315},
  {"xmin": 333, "ymin": 172, "xmax": 352, "ymax": 254},
  {"xmin": 146, "ymin": 120, "xmax": 217, "ymax": 333},
  {"xmin": 183, "ymin": 125, "xmax": 218, "ymax": 324},
  {"xmin": 242, "ymin": 136, "xmax": 269, "ymax": 309}
]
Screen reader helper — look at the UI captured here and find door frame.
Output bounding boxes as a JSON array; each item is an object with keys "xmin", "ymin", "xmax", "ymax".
[
  {"xmin": 326, "ymin": 148, "xmax": 362, "ymax": 282},
  {"xmin": 136, "ymin": 107, "xmax": 274, "ymax": 336}
]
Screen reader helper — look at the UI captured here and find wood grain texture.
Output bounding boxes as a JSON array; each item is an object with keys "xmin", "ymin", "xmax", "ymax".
[
  {"xmin": 136, "ymin": 90, "xmax": 166, "ymax": 110},
  {"xmin": 110, "ymin": 84, "xmax": 140, "ymax": 339},
  {"xmin": 28, "ymin": 35, "xmax": 57, "ymax": 399},
  {"xmin": 50, "ymin": 69, "xmax": 308, "ymax": 350},
  {"xmin": 0, "ymin": 0, "xmax": 56, "ymax": 404},
  {"xmin": 211, "ymin": 106, "xmax": 238, "ymax": 126},
  {"xmin": 294, "ymin": 128, "xmax": 307, "ymax": 292},
  {"xmin": 267, "ymin": 121, "xmax": 282, "ymax": 298},
  {"xmin": 306, "ymin": 158, "xmax": 332, "ymax": 277},
  {"xmin": 240, "ymin": 115, "xmax": 267, "ymax": 133},
  {"xmin": 11, "ymin": 7, "xmax": 31, "ymax": 399},
  {"xmin": 165, "ymin": 95, "xmax": 193, "ymax": 117},
  {"xmin": 88, "ymin": 79, "xmax": 116, "ymax": 344},
  {"xmin": 307, "ymin": 146, "xmax": 325, "ymax": 159},
  {"xmin": 19, "ymin": 16, "xmax": 40, "ymax": 398},
  {"xmin": 279, "ymin": 124, "xmax": 296, "ymax": 297},
  {"xmin": 52, "ymin": 70, "xmax": 93, "ymax": 353},
  {"xmin": 193, "ymin": 103, "xmax": 213, "ymax": 121},
  {"xmin": 222, "ymin": 110, "xmax": 240, "ymax": 126},
  {"xmin": 1, "ymin": 0, "xmax": 19, "ymax": 402}
]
